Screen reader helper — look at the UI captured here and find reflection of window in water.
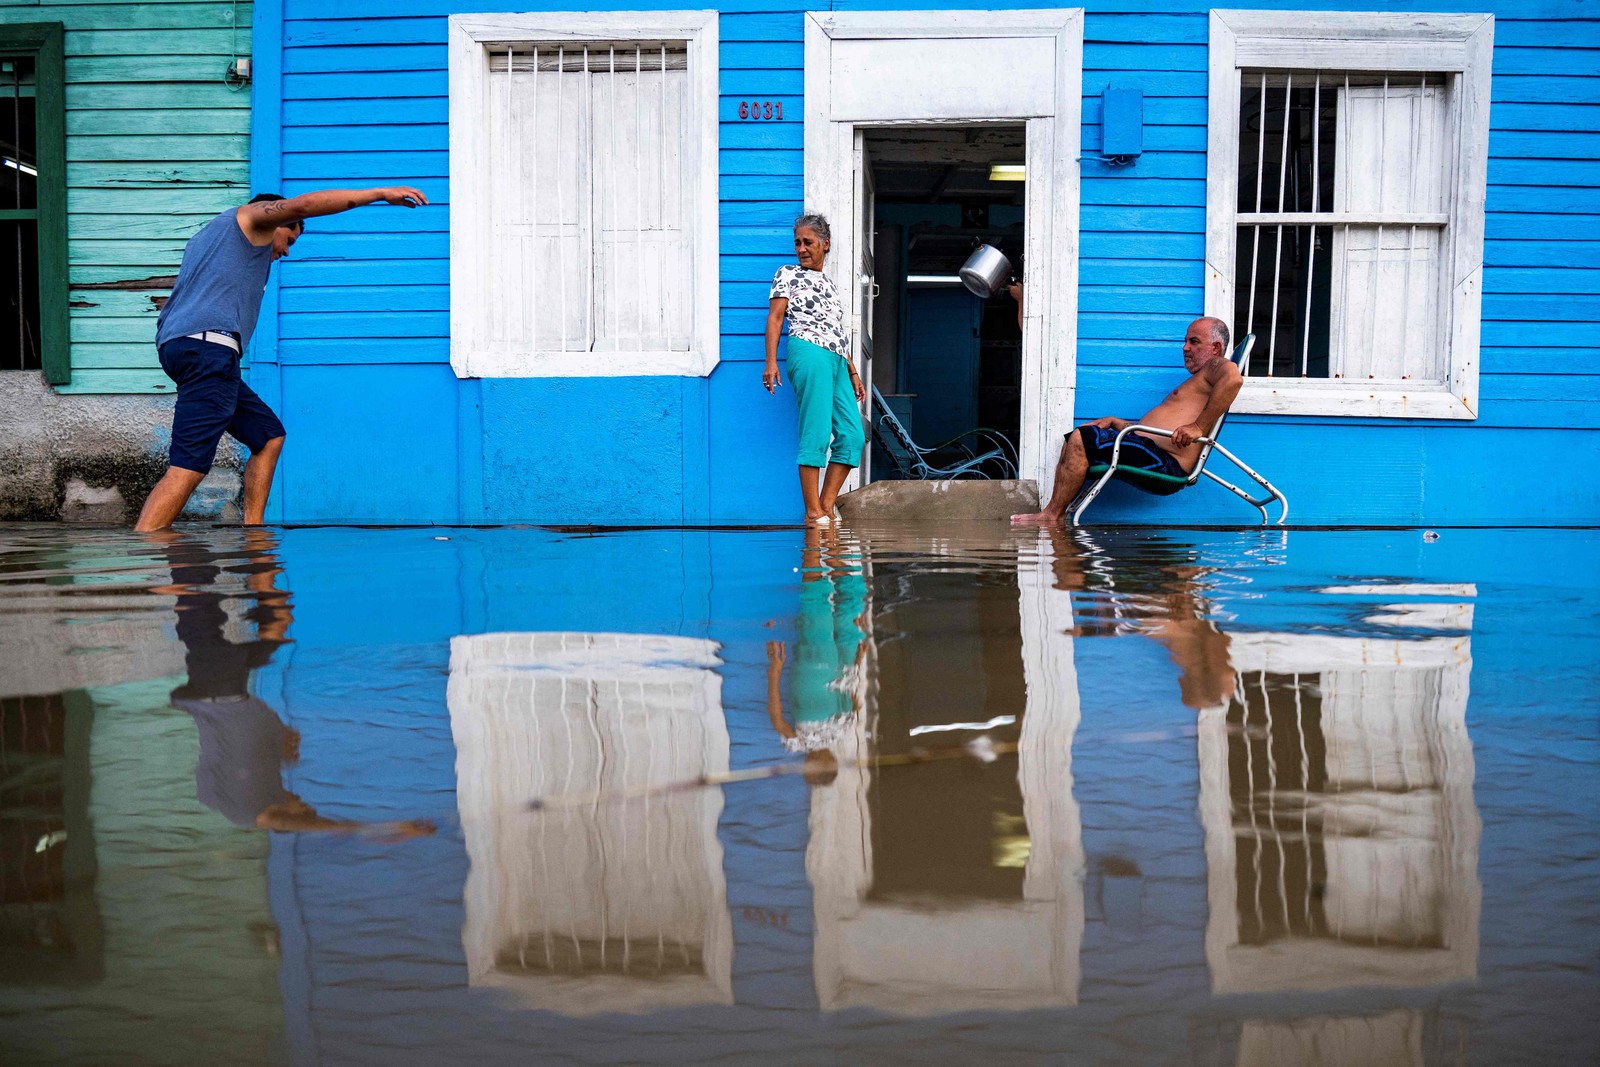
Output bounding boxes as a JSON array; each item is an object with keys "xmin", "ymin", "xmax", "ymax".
[
  {"xmin": 1229, "ymin": 670, "xmax": 1453, "ymax": 949},
  {"xmin": 1201, "ymin": 627, "xmax": 1479, "ymax": 994},
  {"xmin": 1235, "ymin": 1009, "xmax": 1426, "ymax": 1067},
  {"xmin": 0, "ymin": 693, "xmax": 101, "ymax": 985},
  {"xmin": 449, "ymin": 632, "xmax": 733, "ymax": 1013}
]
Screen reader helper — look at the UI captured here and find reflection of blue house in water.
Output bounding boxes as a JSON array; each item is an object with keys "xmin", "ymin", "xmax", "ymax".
[
  {"xmin": 248, "ymin": 1, "xmax": 1599, "ymax": 525},
  {"xmin": 241, "ymin": 526, "xmax": 1568, "ymax": 1062}
]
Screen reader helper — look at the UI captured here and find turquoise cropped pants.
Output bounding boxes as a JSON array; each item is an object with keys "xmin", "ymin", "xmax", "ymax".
[{"xmin": 787, "ymin": 337, "xmax": 865, "ymax": 469}]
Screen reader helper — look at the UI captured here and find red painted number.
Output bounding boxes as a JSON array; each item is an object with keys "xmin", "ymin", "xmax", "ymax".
[{"xmin": 736, "ymin": 100, "xmax": 784, "ymax": 120}]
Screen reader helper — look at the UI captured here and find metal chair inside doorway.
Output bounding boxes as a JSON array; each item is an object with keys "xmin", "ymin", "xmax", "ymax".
[
  {"xmin": 870, "ymin": 385, "xmax": 1018, "ymax": 480},
  {"xmin": 1069, "ymin": 333, "xmax": 1290, "ymax": 525}
]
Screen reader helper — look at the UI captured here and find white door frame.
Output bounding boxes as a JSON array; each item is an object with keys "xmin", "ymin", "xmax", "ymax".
[{"xmin": 804, "ymin": 10, "xmax": 1083, "ymax": 490}]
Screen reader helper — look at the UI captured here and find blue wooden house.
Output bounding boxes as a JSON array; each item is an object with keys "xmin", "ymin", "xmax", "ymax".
[{"xmin": 246, "ymin": 0, "xmax": 1598, "ymax": 525}]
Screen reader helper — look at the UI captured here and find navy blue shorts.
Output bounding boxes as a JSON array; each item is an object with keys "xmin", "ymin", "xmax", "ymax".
[
  {"xmin": 158, "ymin": 335, "xmax": 285, "ymax": 474},
  {"xmin": 1078, "ymin": 424, "xmax": 1186, "ymax": 477}
]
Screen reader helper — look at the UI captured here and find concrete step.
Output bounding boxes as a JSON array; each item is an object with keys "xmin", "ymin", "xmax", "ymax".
[{"xmin": 837, "ymin": 479, "xmax": 1040, "ymax": 524}]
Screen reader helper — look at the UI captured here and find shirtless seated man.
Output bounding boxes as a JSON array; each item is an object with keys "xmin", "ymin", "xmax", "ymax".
[{"xmin": 1012, "ymin": 316, "xmax": 1242, "ymax": 525}]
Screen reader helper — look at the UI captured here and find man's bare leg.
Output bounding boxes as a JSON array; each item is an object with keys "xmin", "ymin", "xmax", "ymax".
[
  {"xmin": 817, "ymin": 461, "xmax": 853, "ymax": 516},
  {"xmin": 1012, "ymin": 431, "xmax": 1089, "ymax": 525},
  {"xmin": 242, "ymin": 436, "xmax": 285, "ymax": 525},
  {"xmin": 134, "ymin": 467, "xmax": 207, "ymax": 532},
  {"xmin": 798, "ymin": 465, "xmax": 828, "ymax": 524}
]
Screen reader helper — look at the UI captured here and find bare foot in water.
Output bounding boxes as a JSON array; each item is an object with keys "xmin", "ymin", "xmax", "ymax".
[
  {"xmin": 805, "ymin": 513, "xmax": 833, "ymax": 527},
  {"xmin": 1011, "ymin": 511, "xmax": 1062, "ymax": 526}
]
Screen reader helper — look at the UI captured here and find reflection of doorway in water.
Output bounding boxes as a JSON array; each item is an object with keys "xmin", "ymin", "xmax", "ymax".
[
  {"xmin": 869, "ymin": 565, "xmax": 1028, "ymax": 901},
  {"xmin": 863, "ymin": 126, "xmax": 1025, "ymax": 481},
  {"xmin": 805, "ymin": 541, "xmax": 1083, "ymax": 1014}
]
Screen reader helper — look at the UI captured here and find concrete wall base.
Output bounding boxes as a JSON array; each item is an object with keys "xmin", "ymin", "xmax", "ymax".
[
  {"xmin": 0, "ymin": 373, "xmax": 242, "ymax": 522},
  {"xmin": 837, "ymin": 479, "xmax": 1041, "ymax": 524}
]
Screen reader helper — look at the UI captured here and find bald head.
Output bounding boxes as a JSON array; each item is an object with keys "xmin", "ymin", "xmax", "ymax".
[{"xmin": 1183, "ymin": 317, "xmax": 1230, "ymax": 374}]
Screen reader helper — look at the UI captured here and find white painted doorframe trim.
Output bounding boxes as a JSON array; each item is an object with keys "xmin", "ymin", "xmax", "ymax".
[{"xmin": 804, "ymin": 10, "xmax": 1084, "ymax": 491}]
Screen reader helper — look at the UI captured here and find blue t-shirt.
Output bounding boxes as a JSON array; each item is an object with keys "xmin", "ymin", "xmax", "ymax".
[{"xmin": 156, "ymin": 210, "xmax": 276, "ymax": 348}]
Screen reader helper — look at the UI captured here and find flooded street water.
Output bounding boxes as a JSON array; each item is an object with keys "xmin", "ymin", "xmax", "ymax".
[{"xmin": 0, "ymin": 522, "xmax": 1596, "ymax": 1066}]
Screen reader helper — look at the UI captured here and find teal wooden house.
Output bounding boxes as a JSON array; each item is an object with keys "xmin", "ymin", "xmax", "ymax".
[{"xmin": 0, "ymin": 0, "xmax": 255, "ymax": 519}]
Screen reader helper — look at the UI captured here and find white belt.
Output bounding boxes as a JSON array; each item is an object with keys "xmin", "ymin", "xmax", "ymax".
[{"xmin": 186, "ymin": 331, "xmax": 240, "ymax": 354}]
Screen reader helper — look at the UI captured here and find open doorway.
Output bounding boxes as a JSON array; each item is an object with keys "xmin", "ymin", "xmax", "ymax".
[
  {"xmin": 804, "ymin": 9, "xmax": 1083, "ymax": 490},
  {"xmin": 862, "ymin": 126, "xmax": 1026, "ymax": 482}
]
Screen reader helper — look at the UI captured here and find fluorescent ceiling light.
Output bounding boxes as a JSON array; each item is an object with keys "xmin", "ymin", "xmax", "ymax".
[
  {"xmin": 989, "ymin": 163, "xmax": 1026, "ymax": 182},
  {"xmin": 2, "ymin": 158, "xmax": 36, "ymax": 177}
]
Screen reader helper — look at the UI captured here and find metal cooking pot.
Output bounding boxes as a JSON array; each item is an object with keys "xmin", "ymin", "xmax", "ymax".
[{"xmin": 958, "ymin": 244, "xmax": 1014, "ymax": 298}]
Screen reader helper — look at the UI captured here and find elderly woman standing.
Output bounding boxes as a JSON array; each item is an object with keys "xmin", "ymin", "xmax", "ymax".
[{"xmin": 764, "ymin": 213, "xmax": 866, "ymax": 525}]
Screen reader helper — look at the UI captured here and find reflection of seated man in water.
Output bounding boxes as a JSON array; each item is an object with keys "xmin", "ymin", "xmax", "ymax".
[
  {"xmin": 155, "ymin": 530, "xmax": 433, "ymax": 839},
  {"xmin": 1048, "ymin": 529, "xmax": 1235, "ymax": 709},
  {"xmin": 766, "ymin": 525, "xmax": 870, "ymax": 786}
]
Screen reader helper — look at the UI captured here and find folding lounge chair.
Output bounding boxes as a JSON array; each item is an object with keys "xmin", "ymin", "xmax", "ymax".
[
  {"xmin": 870, "ymin": 385, "xmax": 1018, "ymax": 480},
  {"xmin": 1069, "ymin": 333, "xmax": 1289, "ymax": 525}
]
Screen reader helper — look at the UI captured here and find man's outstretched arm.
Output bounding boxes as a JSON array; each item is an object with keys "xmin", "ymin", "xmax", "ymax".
[
  {"xmin": 1171, "ymin": 359, "xmax": 1243, "ymax": 449},
  {"xmin": 238, "ymin": 186, "xmax": 428, "ymax": 241}
]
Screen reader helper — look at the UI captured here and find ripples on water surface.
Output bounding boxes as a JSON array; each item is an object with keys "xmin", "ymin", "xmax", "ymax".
[{"xmin": 0, "ymin": 522, "xmax": 1595, "ymax": 1066}]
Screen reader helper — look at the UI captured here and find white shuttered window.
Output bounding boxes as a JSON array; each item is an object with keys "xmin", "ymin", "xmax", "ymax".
[
  {"xmin": 450, "ymin": 15, "xmax": 719, "ymax": 378},
  {"xmin": 1207, "ymin": 12, "xmax": 1493, "ymax": 420}
]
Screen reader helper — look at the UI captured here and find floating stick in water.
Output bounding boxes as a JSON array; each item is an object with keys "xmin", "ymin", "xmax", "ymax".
[{"xmin": 525, "ymin": 736, "xmax": 1020, "ymax": 812}]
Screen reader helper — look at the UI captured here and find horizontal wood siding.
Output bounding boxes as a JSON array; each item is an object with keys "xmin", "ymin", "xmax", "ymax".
[
  {"xmin": 1067, "ymin": 1, "xmax": 1598, "ymax": 522},
  {"xmin": 0, "ymin": 0, "xmax": 253, "ymax": 394},
  {"xmin": 259, "ymin": 0, "xmax": 1597, "ymax": 523}
]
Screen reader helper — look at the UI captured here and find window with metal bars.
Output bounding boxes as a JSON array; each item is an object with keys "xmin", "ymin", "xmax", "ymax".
[
  {"xmin": 1205, "ymin": 11, "xmax": 1493, "ymax": 421},
  {"xmin": 1234, "ymin": 72, "xmax": 1451, "ymax": 384},
  {"xmin": 485, "ymin": 42, "xmax": 690, "ymax": 357},
  {"xmin": 1, "ymin": 55, "xmax": 40, "ymax": 372}
]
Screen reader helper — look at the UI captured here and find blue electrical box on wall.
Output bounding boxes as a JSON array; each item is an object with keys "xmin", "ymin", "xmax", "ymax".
[{"xmin": 1102, "ymin": 84, "xmax": 1144, "ymax": 162}]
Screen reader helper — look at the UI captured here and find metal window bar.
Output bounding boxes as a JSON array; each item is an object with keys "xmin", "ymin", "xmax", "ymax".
[
  {"xmin": 1300, "ymin": 75, "xmax": 1321, "ymax": 378},
  {"xmin": 1266, "ymin": 75, "xmax": 1292, "ymax": 374},
  {"xmin": 1245, "ymin": 73, "xmax": 1267, "ymax": 335},
  {"xmin": 1237, "ymin": 71, "xmax": 1446, "ymax": 382}
]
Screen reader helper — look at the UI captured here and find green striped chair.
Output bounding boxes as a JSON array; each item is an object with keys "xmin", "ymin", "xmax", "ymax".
[{"xmin": 1069, "ymin": 333, "xmax": 1288, "ymax": 525}]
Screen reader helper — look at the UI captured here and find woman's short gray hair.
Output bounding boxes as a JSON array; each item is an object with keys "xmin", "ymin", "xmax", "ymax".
[{"xmin": 793, "ymin": 212, "xmax": 831, "ymax": 242}]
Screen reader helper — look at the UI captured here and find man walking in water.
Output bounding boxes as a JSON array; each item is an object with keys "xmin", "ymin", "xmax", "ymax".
[
  {"xmin": 134, "ymin": 186, "xmax": 428, "ymax": 531},
  {"xmin": 1012, "ymin": 316, "xmax": 1242, "ymax": 526}
]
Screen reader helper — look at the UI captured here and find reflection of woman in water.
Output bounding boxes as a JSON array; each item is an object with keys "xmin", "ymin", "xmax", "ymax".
[
  {"xmin": 766, "ymin": 526, "xmax": 871, "ymax": 784},
  {"xmin": 153, "ymin": 529, "xmax": 433, "ymax": 840}
]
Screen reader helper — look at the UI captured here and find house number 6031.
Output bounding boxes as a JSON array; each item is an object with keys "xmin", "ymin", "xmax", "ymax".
[{"xmin": 738, "ymin": 100, "xmax": 782, "ymax": 120}]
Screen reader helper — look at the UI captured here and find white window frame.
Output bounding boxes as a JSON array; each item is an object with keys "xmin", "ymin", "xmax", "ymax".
[
  {"xmin": 448, "ymin": 11, "xmax": 720, "ymax": 378},
  {"xmin": 1206, "ymin": 11, "xmax": 1493, "ymax": 420}
]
